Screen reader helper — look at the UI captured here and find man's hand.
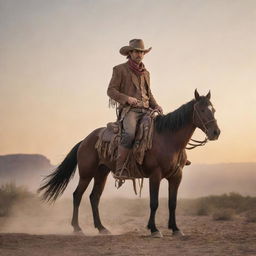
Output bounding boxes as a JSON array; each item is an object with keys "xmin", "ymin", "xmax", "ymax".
[
  {"xmin": 154, "ymin": 105, "xmax": 163, "ymax": 114},
  {"xmin": 127, "ymin": 97, "xmax": 138, "ymax": 106}
]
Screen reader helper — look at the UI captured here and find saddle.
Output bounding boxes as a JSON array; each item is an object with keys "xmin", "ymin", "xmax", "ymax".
[{"xmin": 95, "ymin": 110, "xmax": 155, "ymax": 179}]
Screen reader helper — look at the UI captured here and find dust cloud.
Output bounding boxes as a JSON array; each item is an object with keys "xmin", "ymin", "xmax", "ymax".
[{"xmin": 0, "ymin": 194, "xmax": 159, "ymax": 236}]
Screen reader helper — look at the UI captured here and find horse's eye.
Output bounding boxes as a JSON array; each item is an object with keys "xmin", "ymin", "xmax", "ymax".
[{"xmin": 201, "ymin": 109, "xmax": 205, "ymax": 113}]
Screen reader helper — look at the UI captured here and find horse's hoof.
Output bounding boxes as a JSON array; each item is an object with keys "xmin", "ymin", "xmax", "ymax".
[
  {"xmin": 99, "ymin": 228, "xmax": 111, "ymax": 235},
  {"xmin": 151, "ymin": 231, "xmax": 163, "ymax": 238},
  {"xmin": 73, "ymin": 230, "xmax": 85, "ymax": 236},
  {"xmin": 173, "ymin": 230, "xmax": 185, "ymax": 237}
]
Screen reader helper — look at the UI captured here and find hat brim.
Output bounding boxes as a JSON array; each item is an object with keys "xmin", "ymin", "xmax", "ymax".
[{"xmin": 119, "ymin": 46, "xmax": 152, "ymax": 56}]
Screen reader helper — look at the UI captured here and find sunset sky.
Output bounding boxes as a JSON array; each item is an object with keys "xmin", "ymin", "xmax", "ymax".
[{"xmin": 1, "ymin": 0, "xmax": 256, "ymax": 165}]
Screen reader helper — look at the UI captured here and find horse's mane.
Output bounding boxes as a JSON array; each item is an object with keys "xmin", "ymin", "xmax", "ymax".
[{"xmin": 155, "ymin": 99, "xmax": 195, "ymax": 133}]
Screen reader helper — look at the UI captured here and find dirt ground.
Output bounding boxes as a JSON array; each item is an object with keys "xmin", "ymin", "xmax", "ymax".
[{"xmin": 0, "ymin": 215, "xmax": 255, "ymax": 256}]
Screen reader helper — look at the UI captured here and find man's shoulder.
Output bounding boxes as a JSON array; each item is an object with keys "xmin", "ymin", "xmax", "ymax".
[
  {"xmin": 144, "ymin": 69, "xmax": 150, "ymax": 75},
  {"xmin": 113, "ymin": 62, "xmax": 128, "ymax": 71}
]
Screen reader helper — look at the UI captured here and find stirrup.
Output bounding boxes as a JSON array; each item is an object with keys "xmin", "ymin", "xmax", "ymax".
[{"xmin": 115, "ymin": 179, "xmax": 125, "ymax": 189}]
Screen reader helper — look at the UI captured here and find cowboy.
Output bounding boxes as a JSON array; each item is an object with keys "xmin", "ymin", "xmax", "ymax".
[{"xmin": 107, "ymin": 39, "xmax": 163, "ymax": 179}]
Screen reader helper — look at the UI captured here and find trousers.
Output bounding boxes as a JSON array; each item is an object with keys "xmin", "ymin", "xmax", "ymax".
[{"xmin": 120, "ymin": 108, "xmax": 147, "ymax": 148}]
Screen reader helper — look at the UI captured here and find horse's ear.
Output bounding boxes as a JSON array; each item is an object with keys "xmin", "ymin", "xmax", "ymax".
[
  {"xmin": 194, "ymin": 89, "xmax": 200, "ymax": 100},
  {"xmin": 206, "ymin": 90, "xmax": 211, "ymax": 100}
]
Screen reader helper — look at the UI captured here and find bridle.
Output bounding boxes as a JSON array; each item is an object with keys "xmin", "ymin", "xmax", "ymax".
[
  {"xmin": 186, "ymin": 101, "xmax": 217, "ymax": 150},
  {"xmin": 193, "ymin": 101, "xmax": 217, "ymax": 134}
]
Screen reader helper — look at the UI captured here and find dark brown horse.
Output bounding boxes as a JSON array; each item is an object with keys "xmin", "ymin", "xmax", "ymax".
[{"xmin": 39, "ymin": 90, "xmax": 220, "ymax": 237}]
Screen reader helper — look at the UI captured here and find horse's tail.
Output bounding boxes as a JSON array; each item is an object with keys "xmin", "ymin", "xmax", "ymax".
[{"xmin": 38, "ymin": 141, "xmax": 82, "ymax": 202}]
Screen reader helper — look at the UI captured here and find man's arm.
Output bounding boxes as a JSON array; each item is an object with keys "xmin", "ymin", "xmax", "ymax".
[
  {"xmin": 146, "ymin": 72, "xmax": 163, "ymax": 112},
  {"xmin": 148, "ymin": 87, "xmax": 159, "ymax": 109},
  {"xmin": 107, "ymin": 66, "xmax": 129, "ymax": 105}
]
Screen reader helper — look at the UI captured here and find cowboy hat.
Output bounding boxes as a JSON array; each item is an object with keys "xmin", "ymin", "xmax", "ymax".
[{"xmin": 119, "ymin": 39, "xmax": 152, "ymax": 56}]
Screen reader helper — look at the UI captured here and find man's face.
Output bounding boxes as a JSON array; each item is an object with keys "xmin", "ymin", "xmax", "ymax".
[{"xmin": 129, "ymin": 50, "xmax": 145, "ymax": 64}]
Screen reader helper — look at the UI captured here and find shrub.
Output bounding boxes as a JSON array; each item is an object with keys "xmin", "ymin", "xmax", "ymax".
[
  {"xmin": 245, "ymin": 210, "xmax": 256, "ymax": 223},
  {"xmin": 0, "ymin": 182, "xmax": 33, "ymax": 217},
  {"xmin": 196, "ymin": 204, "xmax": 210, "ymax": 216},
  {"xmin": 212, "ymin": 208, "xmax": 235, "ymax": 221},
  {"xmin": 178, "ymin": 193, "xmax": 256, "ymax": 216}
]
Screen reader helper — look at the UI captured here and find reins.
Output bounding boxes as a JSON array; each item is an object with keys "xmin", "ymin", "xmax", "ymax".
[{"xmin": 186, "ymin": 138, "xmax": 208, "ymax": 150}]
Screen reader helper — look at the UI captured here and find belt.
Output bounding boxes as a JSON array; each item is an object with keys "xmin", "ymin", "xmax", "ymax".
[
  {"xmin": 130, "ymin": 107, "xmax": 149, "ymax": 113},
  {"xmin": 119, "ymin": 100, "xmax": 150, "ymax": 114},
  {"xmin": 134, "ymin": 99, "xmax": 149, "ymax": 108}
]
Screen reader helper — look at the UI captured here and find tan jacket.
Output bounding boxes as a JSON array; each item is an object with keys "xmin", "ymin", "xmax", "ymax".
[{"xmin": 107, "ymin": 62, "xmax": 159, "ymax": 109}]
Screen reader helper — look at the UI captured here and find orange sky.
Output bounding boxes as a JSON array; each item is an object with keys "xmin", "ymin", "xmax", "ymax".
[{"xmin": 1, "ymin": 0, "xmax": 256, "ymax": 164}]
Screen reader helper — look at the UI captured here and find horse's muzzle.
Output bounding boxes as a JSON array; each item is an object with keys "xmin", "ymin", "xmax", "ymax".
[{"xmin": 208, "ymin": 127, "xmax": 221, "ymax": 141}]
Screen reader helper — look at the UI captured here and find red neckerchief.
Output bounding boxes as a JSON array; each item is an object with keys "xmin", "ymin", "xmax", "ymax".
[{"xmin": 128, "ymin": 58, "xmax": 146, "ymax": 76}]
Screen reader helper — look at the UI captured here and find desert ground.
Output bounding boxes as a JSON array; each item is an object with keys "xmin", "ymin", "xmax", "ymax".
[
  {"xmin": 0, "ymin": 195, "xmax": 255, "ymax": 256},
  {"xmin": 0, "ymin": 215, "xmax": 256, "ymax": 256}
]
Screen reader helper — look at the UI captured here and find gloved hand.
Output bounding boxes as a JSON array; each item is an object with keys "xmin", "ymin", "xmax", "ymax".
[
  {"xmin": 127, "ymin": 97, "xmax": 138, "ymax": 106},
  {"xmin": 154, "ymin": 105, "xmax": 163, "ymax": 114}
]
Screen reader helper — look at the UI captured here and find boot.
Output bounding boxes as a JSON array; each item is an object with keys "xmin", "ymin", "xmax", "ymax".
[
  {"xmin": 185, "ymin": 160, "xmax": 191, "ymax": 166},
  {"xmin": 114, "ymin": 145, "xmax": 130, "ymax": 179}
]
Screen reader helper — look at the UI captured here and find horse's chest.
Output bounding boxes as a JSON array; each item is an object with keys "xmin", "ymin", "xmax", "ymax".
[
  {"xmin": 163, "ymin": 151, "xmax": 185, "ymax": 176},
  {"xmin": 168, "ymin": 152, "xmax": 180, "ymax": 168}
]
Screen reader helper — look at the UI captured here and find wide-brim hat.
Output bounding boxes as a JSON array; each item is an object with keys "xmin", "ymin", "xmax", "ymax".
[{"xmin": 119, "ymin": 39, "xmax": 152, "ymax": 56}]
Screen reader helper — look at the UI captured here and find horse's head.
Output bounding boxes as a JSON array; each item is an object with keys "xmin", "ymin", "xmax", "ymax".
[{"xmin": 193, "ymin": 89, "xmax": 221, "ymax": 141}]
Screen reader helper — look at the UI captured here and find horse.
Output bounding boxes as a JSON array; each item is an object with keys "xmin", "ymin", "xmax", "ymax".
[{"xmin": 38, "ymin": 89, "xmax": 220, "ymax": 237}]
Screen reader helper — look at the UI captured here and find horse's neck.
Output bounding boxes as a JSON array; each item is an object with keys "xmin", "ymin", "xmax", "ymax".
[{"xmin": 161, "ymin": 122, "xmax": 196, "ymax": 151}]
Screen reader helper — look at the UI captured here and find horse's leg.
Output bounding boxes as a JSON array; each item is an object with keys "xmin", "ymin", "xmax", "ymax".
[
  {"xmin": 89, "ymin": 165, "xmax": 110, "ymax": 235},
  {"xmin": 71, "ymin": 176, "xmax": 92, "ymax": 233},
  {"xmin": 167, "ymin": 170, "xmax": 184, "ymax": 236},
  {"xmin": 147, "ymin": 171, "xmax": 162, "ymax": 238},
  {"xmin": 71, "ymin": 127, "xmax": 103, "ymax": 234}
]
